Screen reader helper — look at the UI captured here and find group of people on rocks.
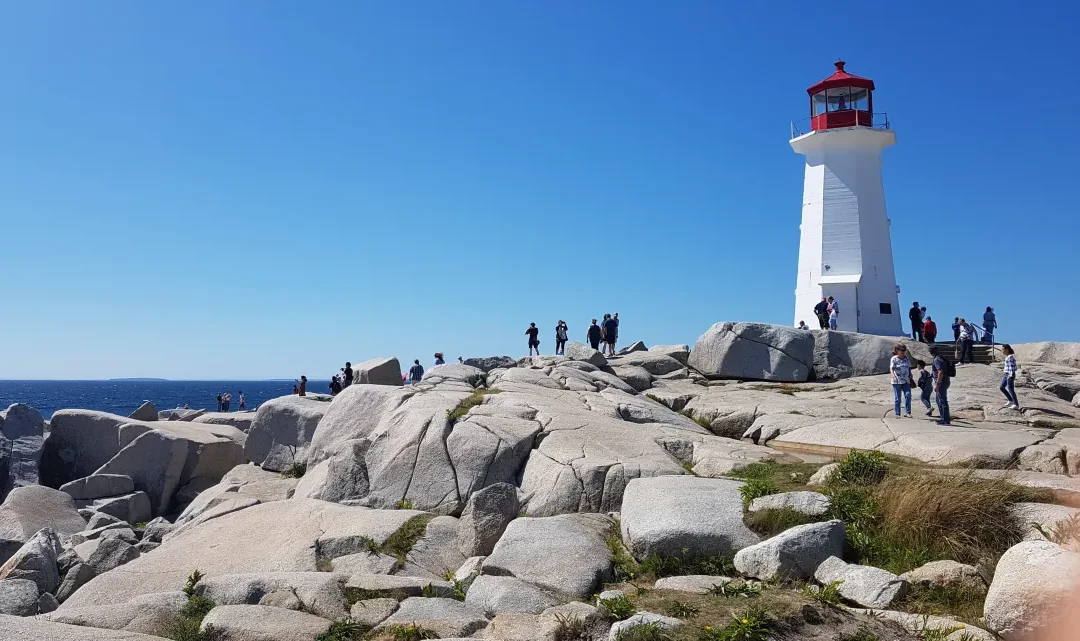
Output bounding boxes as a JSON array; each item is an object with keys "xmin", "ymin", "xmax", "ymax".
[
  {"xmin": 526, "ymin": 314, "xmax": 620, "ymax": 357},
  {"xmin": 809, "ymin": 297, "xmax": 840, "ymax": 330},
  {"xmin": 215, "ymin": 391, "xmax": 245, "ymax": 411}
]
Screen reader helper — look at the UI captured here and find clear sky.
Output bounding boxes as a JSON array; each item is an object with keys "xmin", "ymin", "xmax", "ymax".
[{"xmin": 3, "ymin": 2, "xmax": 1078, "ymax": 380}]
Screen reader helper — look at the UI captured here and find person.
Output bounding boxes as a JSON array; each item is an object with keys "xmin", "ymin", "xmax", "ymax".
[
  {"xmin": 298, "ymin": 375, "xmax": 307, "ymax": 396},
  {"xmin": 951, "ymin": 317, "xmax": 961, "ymax": 342},
  {"xmin": 603, "ymin": 314, "xmax": 619, "ymax": 356},
  {"xmin": 555, "ymin": 320, "xmax": 569, "ymax": 355},
  {"xmin": 587, "ymin": 319, "xmax": 602, "ymax": 350},
  {"xmin": 216, "ymin": 393, "xmax": 223, "ymax": 412},
  {"xmin": 797, "ymin": 320, "xmax": 809, "ymax": 330},
  {"xmin": 183, "ymin": 403, "xmax": 191, "ymax": 409},
  {"xmin": 292, "ymin": 384, "xmax": 299, "ymax": 395},
  {"xmin": 599, "ymin": 313, "xmax": 610, "ymax": 347},
  {"xmin": 457, "ymin": 356, "xmax": 464, "ymax": 364},
  {"xmin": 827, "ymin": 296, "xmax": 839, "ymax": 330},
  {"xmin": 909, "ymin": 302, "xmax": 924, "ymax": 342},
  {"xmin": 923, "ymin": 316, "xmax": 938, "ymax": 344},
  {"xmin": 408, "ymin": 360, "xmax": 424, "ymax": 384},
  {"xmin": 915, "ymin": 360, "xmax": 934, "ymax": 417},
  {"xmin": 958, "ymin": 319, "xmax": 975, "ymax": 364},
  {"xmin": 223, "ymin": 392, "xmax": 231, "ymax": 412},
  {"xmin": 329, "ymin": 376, "xmax": 342, "ymax": 396},
  {"xmin": 434, "ymin": 353, "xmax": 445, "ymax": 366},
  {"xmin": 1000, "ymin": 344, "xmax": 1020, "ymax": 410},
  {"xmin": 813, "ymin": 297, "xmax": 829, "ymax": 330},
  {"xmin": 983, "ymin": 306, "xmax": 997, "ymax": 344},
  {"xmin": 343, "ymin": 362, "xmax": 353, "ymax": 388},
  {"xmin": 526, "ymin": 323, "xmax": 541, "ymax": 356},
  {"xmin": 930, "ymin": 346, "xmax": 952, "ymax": 425},
  {"xmin": 238, "ymin": 391, "xmax": 246, "ymax": 411},
  {"xmin": 889, "ymin": 343, "xmax": 913, "ymax": 418}
]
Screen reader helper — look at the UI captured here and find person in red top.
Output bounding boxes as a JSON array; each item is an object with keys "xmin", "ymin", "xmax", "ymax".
[{"xmin": 923, "ymin": 316, "xmax": 938, "ymax": 344}]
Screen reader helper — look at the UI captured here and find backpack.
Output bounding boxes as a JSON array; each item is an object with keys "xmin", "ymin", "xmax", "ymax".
[{"xmin": 943, "ymin": 356, "xmax": 957, "ymax": 378}]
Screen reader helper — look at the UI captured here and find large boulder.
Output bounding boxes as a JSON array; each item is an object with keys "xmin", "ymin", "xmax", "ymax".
[
  {"xmin": 564, "ymin": 342, "xmax": 608, "ymax": 368},
  {"xmin": 464, "ymin": 356, "xmax": 518, "ymax": 372},
  {"xmin": 0, "ymin": 404, "xmax": 46, "ymax": 496},
  {"xmin": 306, "ymin": 384, "xmax": 411, "ymax": 466},
  {"xmin": 0, "ymin": 527, "xmax": 63, "ymax": 594},
  {"xmin": 293, "ymin": 439, "xmax": 369, "ymax": 503},
  {"xmin": 1011, "ymin": 342, "xmax": 1080, "ymax": 370},
  {"xmin": 464, "ymin": 575, "xmax": 558, "ymax": 615},
  {"xmin": 354, "ymin": 357, "xmax": 404, "ymax": 386},
  {"xmin": 127, "ymin": 402, "xmax": 158, "ymax": 422},
  {"xmin": 457, "ymin": 483, "xmax": 519, "ymax": 557},
  {"xmin": 900, "ymin": 560, "xmax": 984, "ymax": 590},
  {"xmin": 85, "ymin": 538, "xmax": 140, "ymax": 574},
  {"xmin": 649, "ymin": 344, "xmax": 690, "ymax": 365},
  {"xmin": 43, "ymin": 591, "xmax": 186, "ymax": 635},
  {"xmin": 0, "ymin": 578, "xmax": 39, "ymax": 616},
  {"xmin": 813, "ymin": 556, "xmax": 909, "ymax": 608},
  {"xmin": 620, "ymin": 476, "xmax": 759, "ymax": 559},
  {"xmin": 195, "ymin": 572, "xmax": 348, "ymax": 619},
  {"xmin": 0, "ymin": 486, "xmax": 86, "ymax": 562},
  {"xmin": 378, "ymin": 597, "xmax": 488, "ymax": 638},
  {"xmin": 733, "ymin": 520, "xmax": 845, "ymax": 580},
  {"xmin": 482, "ymin": 513, "xmax": 614, "ymax": 599},
  {"xmin": 89, "ymin": 492, "xmax": 152, "ymax": 527},
  {"xmin": 811, "ymin": 331, "xmax": 929, "ymax": 380},
  {"xmin": 193, "ymin": 412, "xmax": 255, "ymax": 433},
  {"xmin": 199, "ymin": 604, "xmax": 332, "ymax": 641},
  {"xmin": 611, "ymin": 352, "xmax": 686, "ymax": 377},
  {"xmin": 0, "ymin": 614, "xmax": 174, "ymax": 639},
  {"xmin": 40, "ymin": 410, "xmax": 133, "ymax": 488},
  {"xmin": 984, "ymin": 540, "xmax": 1080, "ymax": 640},
  {"xmin": 60, "ymin": 474, "xmax": 135, "ymax": 501},
  {"xmin": 244, "ymin": 395, "xmax": 329, "ymax": 472},
  {"xmin": 688, "ymin": 322, "xmax": 815, "ymax": 382}
]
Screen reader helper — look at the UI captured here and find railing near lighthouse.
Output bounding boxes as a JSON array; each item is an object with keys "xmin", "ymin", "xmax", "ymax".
[{"xmin": 790, "ymin": 112, "xmax": 890, "ymax": 138}]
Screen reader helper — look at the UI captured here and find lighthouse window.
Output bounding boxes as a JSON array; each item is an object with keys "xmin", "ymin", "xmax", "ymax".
[{"xmin": 879, "ymin": 303, "xmax": 893, "ymax": 315}]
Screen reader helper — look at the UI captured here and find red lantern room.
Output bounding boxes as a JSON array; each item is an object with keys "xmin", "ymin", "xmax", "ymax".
[{"xmin": 808, "ymin": 60, "xmax": 876, "ymax": 131}]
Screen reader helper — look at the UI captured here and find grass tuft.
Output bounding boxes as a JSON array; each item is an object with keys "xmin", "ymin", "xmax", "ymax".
[
  {"xmin": 600, "ymin": 593, "xmax": 637, "ymax": 621},
  {"xmin": 896, "ymin": 583, "xmax": 987, "ymax": 624},
  {"xmin": 696, "ymin": 606, "xmax": 771, "ymax": 641},
  {"xmin": 744, "ymin": 507, "xmax": 819, "ymax": 537},
  {"xmin": 384, "ymin": 624, "xmax": 438, "ymax": 641},
  {"xmin": 738, "ymin": 478, "xmax": 780, "ymax": 508},
  {"xmin": 616, "ymin": 622, "xmax": 673, "ymax": 641},
  {"xmin": 163, "ymin": 570, "xmax": 219, "ymax": 641},
  {"xmin": 799, "ymin": 580, "xmax": 843, "ymax": 606},
  {"xmin": 553, "ymin": 613, "xmax": 587, "ymax": 641},
  {"xmin": 316, "ymin": 619, "xmax": 368, "ymax": 641},
  {"xmin": 380, "ymin": 514, "xmax": 434, "ymax": 562},
  {"xmin": 667, "ymin": 601, "xmax": 700, "ymax": 618},
  {"xmin": 446, "ymin": 388, "xmax": 501, "ymax": 424}
]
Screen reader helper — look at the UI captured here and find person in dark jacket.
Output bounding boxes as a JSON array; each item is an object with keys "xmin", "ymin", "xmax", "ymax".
[
  {"xmin": 909, "ymin": 302, "xmax": 924, "ymax": 342},
  {"xmin": 587, "ymin": 319, "xmax": 602, "ymax": 350},
  {"xmin": 813, "ymin": 298, "xmax": 829, "ymax": 329},
  {"xmin": 555, "ymin": 321, "xmax": 569, "ymax": 355}
]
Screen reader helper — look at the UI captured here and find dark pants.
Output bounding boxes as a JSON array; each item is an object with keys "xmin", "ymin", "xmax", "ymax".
[
  {"xmin": 589, "ymin": 339, "xmax": 600, "ymax": 350},
  {"xmin": 959, "ymin": 339, "xmax": 974, "ymax": 364},
  {"xmin": 555, "ymin": 339, "xmax": 566, "ymax": 354},
  {"xmin": 912, "ymin": 324, "xmax": 923, "ymax": 342},
  {"xmin": 816, "ymin": 313, "xmax": 828, "ymax": 329},
  {"xmin": 953, "ymin": 328, "xmax": 960, "ymax": 341},
  {"xmin": 920, "ymin": 387, "xmax": 933, "ymax": 410},
  {"xmin": 936, "ymin": 380, "xmax": 951, "ymax": 423},
  {"xmin": 925, "ymin": 332, "xmax": 936, "ymax": 343},
  {"xmin": 1000, "ymin": 376, "xmax": 1018, "ymax": 406}
]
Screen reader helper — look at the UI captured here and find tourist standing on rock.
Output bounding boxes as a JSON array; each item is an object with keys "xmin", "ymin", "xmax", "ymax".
[
  {"xmin": 889, "ymin": 344, "xmax": 913, "ymax": 418},
  {"xmin": 909, "ymin": 302, "xmax": 924, "ymax": 342},
  {"xmin": 238, "ymin": 391, "xmax": 246, "ymax": 411},
  {"xmin": 298, "ymin": 375, "xmax": 308, "ymax": 396},
  {"xmin": 555, "ymin": 321, "xmax": 569, "ymax": 355},
  {"xmin": 951, "ymin": 317, "xmax": 961, "ymax": 342},
  {"xmin": 983, "ymin": 307, "xmax": 997, "ymax": 344},
  {"xmin": 923, "ymin": 316, "xmax": 938, "ymax": 343},
  {"xmin": 223, "ymin": 392, "xmax": 231, "ymax": 411},
  {"xmin": 1000, "ymin": 344, "xmax": 1020, "ymax": 410},
  {"xmin": 343, "ymin": 362, "xmax": 353, "ymax": 388},
  {"xmin": 915, "ymin": 360, "xmax": 934, "ymax": 417},
  {"xmin": 603, "ymin": 314, "xmax": 619, "ymax": 355},
  {"xmin": 526, "ymin": 323, "xmax": 541, "ymax": 356},
  {"xmin": 457, "ymin": 356, "xmax": 463, "ymax": 364},
  {"xmin": 407, "ymin": 360, "xmax": 424, "ymax": 384},
  {"xmin": 587, "ymin": 319, "xmax": 602, "ymax": 350},
  {"xmin": 930, "ymin": 346, "xmax": 952, "ymax": 425},
  {"xmin": 813, "ymin": 297, "xmax": 829, "ymax": 329},
  {"xmin": 827, "ymin": 297, "xmax": 839, "ymax": 330},
  {"xmin": 434, "ymin": 353, "xmax": 445, "ymax": 366},
  {"xmin": 958, "ymin": 319, "xmax": 975, "ymax": 364},
  {"xmin": 216, "ymin": 393, "xmax": 223, "ymax": 411},
  {"xmin": 329, "ymin": 376, "xmax": 342, "ymax": 395}
]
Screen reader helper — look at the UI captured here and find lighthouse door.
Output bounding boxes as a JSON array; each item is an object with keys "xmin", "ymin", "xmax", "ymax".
[{"xmin": 820, "ymin": 282, "xmax": 858, "ymax": 333}]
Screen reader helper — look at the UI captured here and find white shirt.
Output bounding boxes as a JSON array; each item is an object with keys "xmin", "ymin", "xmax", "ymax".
[{"xmin": 890, "ymin": 355, "xmax": 911, "ymax": 385}]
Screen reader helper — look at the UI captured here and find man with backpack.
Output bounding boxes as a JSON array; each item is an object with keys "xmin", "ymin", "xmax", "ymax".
[
  {"xmin": 909, "ymin": 302, "xmax": 924, "ymax": 342},
  {"xmin": 930, "ymin": 346, "xmax": 954, "ymax": 425}
]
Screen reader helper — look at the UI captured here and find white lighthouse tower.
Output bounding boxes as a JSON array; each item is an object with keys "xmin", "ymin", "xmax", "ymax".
[{"xmin": 792, "ymin": 61, "xmax": 901, "ymax": 336}]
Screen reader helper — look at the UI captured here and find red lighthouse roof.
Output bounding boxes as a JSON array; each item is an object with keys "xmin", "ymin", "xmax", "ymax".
[{"xmin": 807, "ymin": 60, "xmax": 875, "ymax": 95}]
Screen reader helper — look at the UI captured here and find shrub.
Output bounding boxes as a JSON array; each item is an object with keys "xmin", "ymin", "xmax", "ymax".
[
  {"xmin": 739, "ymin": 478, "xmax": 780, "ymax": 507},
  {"xmin": 833, "ymin": 450, "xmax": 887, "ymax": 486},
  {"xmin": 897, "ymin": 583, "xmax": 987, "ymax": 624},
  {"xmin": 317, "ymin": 619, "xmax": 368, "ymax": 641},
  {"xmin": 182, "ymin": 570, "xmax": 204, "ymax": 598},
  {"xmin": 697, "ymin": 606, "xmax": 771, "ymax": 641},
  {"xmin": 666, "ymin": 601, "xmax": 700, "ymax": 618},
  {"xmin": 164, "ymin": 570, "xmax": 218, "ymax": 641},
  {"xmin": 385, "ymin": 624, "xmax": 438, "ymax": 641},
  {"xmin": 600, "ymin": 594, "xmax": 637, "ymax": 621},
  {"xmin": 616, "ymin": 622, "xmax": 672, "ymax": 641},
  {"xmin": 553, "ymin": 613, "xmax": 587, "ymax": 641},
  {"xmin": 395, "ymin": 499, "xmax": 415, "ymax": 510}
]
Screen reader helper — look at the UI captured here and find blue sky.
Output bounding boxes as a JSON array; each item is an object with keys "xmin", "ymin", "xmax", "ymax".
[{"xmin": 3, "ymin": 2, "xmax": 1077, "ymax": 380}]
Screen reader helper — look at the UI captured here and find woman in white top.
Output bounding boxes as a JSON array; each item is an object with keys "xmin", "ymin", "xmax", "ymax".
[{"xmin": 889, "ymin": 343, "xmax": 913, "ymax": 417}]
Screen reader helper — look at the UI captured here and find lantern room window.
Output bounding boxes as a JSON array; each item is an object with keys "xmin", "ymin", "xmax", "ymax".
[{"xmin": 813, "ymin": 87, "xmax": 870, "ymax": 114}]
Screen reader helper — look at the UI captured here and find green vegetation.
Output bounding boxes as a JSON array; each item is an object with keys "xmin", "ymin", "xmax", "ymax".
[
  {"xmin": 616, "ymin": 622, "xmax": 673, "ymax": 641},
  {"xmin": 380, "ymin": 514, "xmax": 433, "ymax": 562},
  {"xmin": 164, "ymin": 570, "xmax": 219, "ymax": 641},
  {"xmin": 837, "ymin": 628, "xmax": 881, "ymax": 641},
  {"xmin": 744, "ymin": 507, "xmax": 818, "ymax": 537},
  {"xmin": 666, "ymin": 601, "xmax": 700, "ymax": 618},
  {"xmin": 897, "ymin": 583, "xmax": 987, "ymax": 624},
  {"xmin": 316, "ymin": 619, "xmax": 368, "ymax": 641},
  {"xmin": 608, "ymin": 532, "xmax": 736, "ymax": 583},
  {"xmin": 553, "ymin": 613, "xmax": 587, "ymax": 641},
  {"xmin": 394, "ymin": 498, "xmax": 414, "ymax": 510},
  {"xmin": 706, "ymin": 581, "xmax": 761, "ymax": 599},
  {"xmin": 446, "ymin": 388, "xmax": 502, "ymax": 424},
  {"xmin": 729, "ymin": 461, "xmax": 825, "ymax": 494},
  {"xmin": 738, "ymin": 478, "xmax": 780, "ymax": 508},
  {"xmin": 600, "ymin": 593, "xmax": 637, "ymax": 621},
  {"xmin": 833, "ymin": 450, "xmax": 888, "ymax": 486},
  {"xmin": 799, "ymin": 580, "xmax": 843, "ymax": 606},
  {"xmin": 696, "ymin": 607, "xmax": 771, "ymax": 641},
  {"xmin": 281, "ymin": 461, "xmax": 307, "ymax": 479},
  {"xmin": 384, "ymin": 624, "xmax": 438, "ymax": 641}
]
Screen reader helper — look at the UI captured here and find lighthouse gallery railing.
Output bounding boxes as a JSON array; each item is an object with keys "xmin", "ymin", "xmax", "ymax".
[{"xmin": 790, "ymin": 112, "xmax": 890, "ymax": 138}]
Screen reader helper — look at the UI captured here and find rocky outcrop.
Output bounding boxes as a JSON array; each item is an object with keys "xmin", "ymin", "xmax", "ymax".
[
  {"xmin": 748, "ymin": 491, "xmax": 831, "ymax": 516},
  {"xmin": 465, "ymin": 575, "xmax": 558, "ymax": 615},
  {"xmin": 127, "ymin": 402, "xmax": 158, "ymax": 422},
  {"xmin": 0, "ymin": 403, "xmax": 46, "ymax": 499},
  {"xmin": 463, "ymin": 356, "xmax": 517, "ymax": 372},
  {"xmin": 200, "ymin": 604, "xmax": 331, "ymax": 641},
  {"xmin": 810, "ymin": 331, "xmax": 929, "ymax": 380},
  {"xmin": 60, "ymin": 475, "xmax": 135, "ymax": 501},
  {"xmin": 378, "ymin": 597, "xmax": 488, "ymax": 638},
  {"xmin": 244, "ymin": 395, "xmax": 329, "ymax": 472},
  {"xmin": 564, "ymin": 342, "xmax": 608, "ymax": 368},
  {"xmin": 608, "ymin": 613, "xmax": 683, "ymax": 641},
  {"xmin": 0, "ymin": 579, "xmax": 39, "ymax": 616},
  {"xmin": 610, "ymin": 352, "xmax": 686, "ymax": 377},
  {"xmin": 1012, "ymin": 342, "xmax": 1080, "ymax": 370},
  {"xmin": 0, "ymin": 527, "xmax": 63, "ymax": 594},
  {"xmin": 354, "ymin": 357, "xmax": 404, "ymax": 386},
  {"xmin": 293, "ymin": 439, "xmax": 369, "ymax": 503},
  {"xmin": 457, "ymin": 483, "xmax": 518, "ymax": 557},
  {"xmin": 43, "ymin": 591, "xmax": 187, "ymax": 635},
  {"xmin": 40, "ymin": 411, "xmax": 132, "ymax": 488},
  {"xmin": 650, "ymin": 344, "xmax": 690, "ymax": 365},
  {"xmin": 813, "ymin": 556, "xmax": 909, "ymax": 608},
  {"xmin": 984, "ymin": 540, "xmax": 1080, "ymax": 640},
  {"xmin": 0, "ymin": 486, "xmax": 86, "ymax": 562},
  {"xmin": 305, "ymin": 384, "xmax": 411, "ymax": 467},
  {"xmin": 195, "ymin": 572, "xmax": 348, "ymax": 619},
  {"xmin": 734, "ymin": 520, "xmax": 845, "ymax": 580},
  {"xmin": 688, "ymin": 322, "xmax": 815, "ymax": 382}
]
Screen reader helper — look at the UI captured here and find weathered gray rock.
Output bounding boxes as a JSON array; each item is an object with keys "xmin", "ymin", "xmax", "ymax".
[
  {"xmin": 40, "ymin": 410, "xmax": 132, "ymax": 487},
  {"xmin": 1012, "ymin": 342, "xmax": 1080, "ymax": 370},
  {"xmin": 60, "ymin": 475, "xmax": 136, "ymax": 501},
  {"xmin": 649, "ymin": 344, "xmax": 691, "ymax": 365},
  {"xmin": 608, "ymin": 613, "xmax": 683, "ymax": 641},
  {"xmin": 849, "ymin": 609, "xmax": 996, "ymax": 641},
  {"xmin": 344, "ymin": 574, "xmax": 454, "ymax": 599},
  {"xmin": 141, "ymin": 518, "xmax": 173, "ymax": 544},
  {"xmin": 689, "ymin": 322, "xmax": 815, "ymax": 382},
  {"xmin": 244, "ymin": 395, "xmax": 329, "ymax": 472},
  {"xmin": 349, "ymin": 598, "xmax": 399, "ymax": 627},
  {"xmin": 353, "ymin": 357, "xmax": 404, "ymax": 386},
  {"xmin": 1011, "ymin": 502, "xmax": 1080, "ymax": 541},
  {"xmin": 653, "ymin": 575, "xmax": 732, "ymax": 594},
  {"xmin": 900, "ymin": 560, "xmax": 984, "ymax": 590},
  {"xmin": 128, "ymin": 402, "xmax": 158, "ymax": 423},
  {"xmin": 748, "ymin": 491, "xmax": 831, "ymax": 516},
  {"xmin": 396, "ymin": 515, "xmax": 468, "ymax": 579},
  {"xmin": 0, "ymin": 578, "xmax": 39, "ymax": 616},
  {"xmin": 0, "ymin": 614, "xmax": 175, "ymax": 639},
  {"xmin": 0, "ymin": 404, "xmax": 46, "ymax": 494},
  {"xmin": 195, "ymin": 572, "xmax": 348, "ymax": 619},
  {"xmin": 43, "ymin": 591, "xmax": 186, "ymax": 635},
  {"xmin": 620, "ymin": 476, "xmax": 759, "ymax": 559},
  {"xmin": 482, "ymin": 513, "xmax": 613, "ymax": 599},
  {"xmin": 55, "ymin": 563, "xmax": 96, "ymax": 603},
  {"xmin": 463, "ymin": 356, "xmax": 517, "ymax": 372},
  {"xmin": 200, "ymin": 604, "xmax": 331, "ymax": 641},
  {"xmin": 734, "ymin": 520, "xmax": 845, "ymax": 580},
  {"xmin": 330, "ymin": 551, "xmax": 397, "ymax": 575},
  {"xmin": 37, "ymin": 591, "xmax": 59, "ymax": 613},
  {"xmin": 465, "ymin": 575, "xmax": 558, "ymax": 615},
  {"xmin": 192, "ymin": 412, "xmax": 255, "ymax": 433},
  {"xmin": 0, "ymin": 485, "xmax": 86, "ymax": 562},
  {"xmin": 618, "ymin": 341, "xmax": 648, "ymax": 355},
  {"xmin": 807, "ymin": 463, "xmax": 839, "ymax": 487},
  {"xmin": 984, "ymin": 540, "xmax": 1080, "ymax": 640},
  {"xmin": 564, "ymin": 342, "xmax": 608, "ymax": 368},
  {"xmin": 69, "ymin": 524, "xmax": 137, "ymax": 547},
  {"xmin": 133, "ymin": 541, "xmax": 158, "ymax": 554},
  {"xmin": 305, "ymin": 384, "xmax": 410, "ymax": 467},
  {"xmin": 379, "ymin": 597, "xmax": 488, "ymax": 638},
  {"xmin": 609, "ymin": 365, "xmax": 653, "ymax": 392},
  {"xmin": 0, "ymin": 527, "xmax": 63, "ymax": 594},
  {"xmin": 85, "ymin": 512, "xmax": 123, "ymax": 531},
  {"xmin": 612, "ymin": 352, "xmax": 686, "ymax": 377},
  {"xmin": 85, "ymin": 538, "xmax": 140, "ymax": 574},
  {"xmin": 89, "ymin": 492, "xmax": 152, "ymax": 526},
  {"xmin": 293, "ymin": 439, "xmax": 369, "ymax": 503},
  {"xmin": 814, "ymin": 556, "xmax": 908, "ymax": 608},
  {"xmin": 1017, "ymin": 442, "xmax": 1067, "ymax": 474},
  {"xmin": 458, "ymin": 483, "xmax": 519, "ymax": 557},
  {"xmin": 159, "ymin": 408, "xmax": 206, "ymax": 421},
  {"xmin": 811, "ymin": 331, "xmax": 929, "ymax": 380},
  {"xmin": 481, "ymin": 601, "xmax": 605, "ymax": 641}
]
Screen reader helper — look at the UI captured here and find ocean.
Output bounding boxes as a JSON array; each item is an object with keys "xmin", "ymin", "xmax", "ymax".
[{"xmin": 0, "ymin": 380, "xmax": 332, "ymax": 419}]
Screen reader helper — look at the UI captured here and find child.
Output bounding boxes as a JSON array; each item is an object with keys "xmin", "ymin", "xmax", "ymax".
[{"xmin": 915, "ymin": 359, "xmax": 934, "ymax": 417}]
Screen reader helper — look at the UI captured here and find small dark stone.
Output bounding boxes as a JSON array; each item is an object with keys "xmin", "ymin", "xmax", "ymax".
[{"xmin": 800, "ymin": 603, "xmax": 824, "ymax": 624}]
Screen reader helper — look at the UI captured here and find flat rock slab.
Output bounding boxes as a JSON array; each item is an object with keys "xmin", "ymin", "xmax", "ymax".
[
  {"xmin": 42, "ymin": 591, "xmax": 187, "ymax": 635},
  {"xmin": 350, "ymin": 598, "xmax": 399, "ymax": 627},
  {"xmin": 0, "ymin": 614, "xmax": 173, "ymax": 640},
  {"xmin": 378, "ymin": 597, "xmax": 488, "ymax": 638},
  {"xmin": 653, "ymin": 575, "xmax": 732, "ymax": 594},
  {"xmin": 814, "ymin": 555, "xmax": 908, "ymax": 608},
  {"xmin": 465, "ymin": 575, "xmax": 558, "ymax": 615},
  {"xmin": 196, "ymin": 572, "xmax": 349, "ymax": 619},
  {"xmin": 200, "ymin": 604, "xmax": 331, "ymax": 641},
  {"xmin": 1010, "ymin": 502, "xmax": 1080, "ymax": 541},
  {"xmin": 748, "ymin": 491, "xmax": 831, "ymax": 516},
  {"xmin": 344, "ymin": 574, "xmax": 455, "ymax": 599},
  {"xmin": 734, "ymin": 520, "xmax": 845, "ymax": 581},
  {"xmin": 620, "ymin": 476, "xmax": 759, "ymax": 559},
  {"xmin": 482, "ymin": 513, "xmax": 613, "ymax": 599}
]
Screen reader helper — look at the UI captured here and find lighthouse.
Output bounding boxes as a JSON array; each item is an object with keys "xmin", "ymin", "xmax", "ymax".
[{"xmin": 791, "ymin": 61, "xmax": 901, "ymax": 336}]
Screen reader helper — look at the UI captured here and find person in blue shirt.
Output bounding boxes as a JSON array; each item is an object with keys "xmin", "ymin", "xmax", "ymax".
[
  {"xmin": 603, "ymin": 315, "xmax": 619, "ymax": 356},
  {"xmin": 930, "ymin": 346, "xmax": 952, "ymax": 425},
  {"xmin": 408, "ymin": 360, "xmax": 424, "ymax": 384}
]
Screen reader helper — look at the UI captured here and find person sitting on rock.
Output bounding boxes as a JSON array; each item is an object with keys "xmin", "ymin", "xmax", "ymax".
[
  {"xmin": 526, "ymin": 323, "xmax": 541, "ymax": 356},
  {"xmin": 329, "ymin": 376, "xmax": 342, "ymax": 396},
  {"xmin": 434, "ymin": 353, "xmax": 445, "ymax": 366},
  {"xmin": 797, "ymin": 320, "xmax": 809, "ymax": 330},
  {"xmin": 587, "ymin": 319, "xmax": 602, "ymax": 350}
]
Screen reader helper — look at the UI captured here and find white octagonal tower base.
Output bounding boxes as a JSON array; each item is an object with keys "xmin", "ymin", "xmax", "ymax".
[{"xmin": 791, "ymin": 125, "xmax": 901, "ymax": 335}]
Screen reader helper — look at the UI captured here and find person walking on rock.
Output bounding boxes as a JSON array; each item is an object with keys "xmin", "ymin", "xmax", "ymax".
[
  {"xmin": 407, "ymin": 360, "xmax": 424, "ymax": 384},
  {"xmin": 555, "ymin": 321, "xmax": 569, "ymax": 356},
  {"xmin": 298, "ymin": 375, "xmax": 308, "ymax": 396},
  {"xmin": 603, "ymin": 314, "xmax": 619, "ymax": 356},
  {"xmin": 958, "ymin": 319, "xmax": 975, "ymax": 364},
  {"xmin": 915, "ymin": 360, "xmax": 934, "ymax": 417},
  {"xmin": 343, "ymin": 362, "xmax": 353, "ymax": 389},
  {"xmin": 930, "ymin": 346, "xmax": 952, "ymax": 425},
  {"xmin": 890, "ymin": 343, "xmax": 913, "ymax": 418},
  {"xmin": 909, "ymin": 302, "xmax": 924, "ymax": 342},
  {"xmin": 983, "ymin": 306, "xmax": 997, "ymax": 344},
  {"xmin": 1000, "ymin": 344, "xmax": 1020, "ymax": 410},
  {"xmin": 827, "ymin": 297, "xmax": 839, "ymax": 330},
  {"xmin": 923, "ymin": 316, "xmax": 938, "ymax": 344},
  {"xmin": 526, "ymin": 323, "xmax": 541, "ymax": 356},
  {"xmin": 216, "ymin": 393, "xmax": 223, "ymax": 412},
  {"xmin": 587, "ymin": 319, "xmax": 602, "ymax": 350},
  {"xmin": 238, "ymin": 391, "xmax": 246, "ymax": 411},
  {"xmin": 814, "ymin": 297, "xmax": 829, "ymax": 330}
]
